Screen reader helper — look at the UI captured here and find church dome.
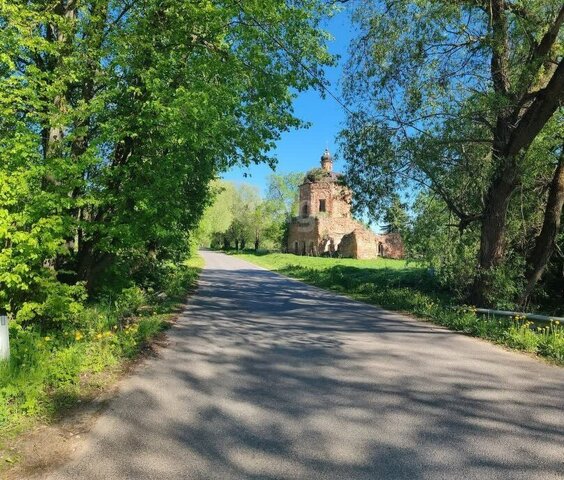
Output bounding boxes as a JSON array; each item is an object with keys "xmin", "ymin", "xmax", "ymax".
[{"xmin": 320, "ymin": 148, "xmax": 333, "ymax": 172}]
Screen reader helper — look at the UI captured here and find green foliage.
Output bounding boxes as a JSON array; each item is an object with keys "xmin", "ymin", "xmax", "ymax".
[
  {"xmin": 382, "ymin": 194, "xmax": 409, "ymax": 234},
  {"xmin": 196, "ymin": 181, "xmax": 237, "ymax": 247},
  {"xmin": 340, "ymin": 0, "xmax": 564, "ymax": 307},
  {"xmin": 266, "ymin": 172, "xmax": 303, "ymax": 218},
  {"xmin": 406, "ymin": 193, "xmax": 479, "ymax": 298},
  {"xmin": 0, "ymin": 0, "xmax": 334, "ymax": 324},
  {"xmin": 0, "ymin": 0, "xmax": 335, "ymax": 448},
  {"xmin": 113, "ymin": 287, "xmax": 146, "ymax": 322},
  {"xmin": 237, "ymin": 252, "xmax": 564, "ymax": 363},
  {"xmin": 263, "ymin": 172, "xmax": 304, "ymax": 250},
  {"xmin": 155, "ymin": 258, "xmax": 203, "ymax": 299},
  {"xmin": 225, "ymin": 184, "xmax": 263, "ymax": 249},
  {"xmin": 198, "ymin": 177, "xmax": 303, "ymax": 251},
  {"xmin": 13, "ymin": 279, "xmax": 87, "ymax": 328},
  {"xmin": 0, "ymin": 258, "xmax": 202, "ymax": 435},
  {"xmin": 305, "ymin": 168, "xmax": 332, "ymax": 182}
]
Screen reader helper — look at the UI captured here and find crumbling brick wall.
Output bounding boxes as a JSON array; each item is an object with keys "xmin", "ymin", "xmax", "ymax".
[
  {"xmin": 375, "ymin": 233, "xmax": 404, "ymax": 259},
  {"xmin": 352, "ymin": 228, "xmax": 379, "ymax": 259},
  {"xmin": 299, "ymin": 181, "xmax": 352, "ymax": 219},
  {"xmin": 338, "ymin": 228, "xmax": 379, "ymax": 259}
]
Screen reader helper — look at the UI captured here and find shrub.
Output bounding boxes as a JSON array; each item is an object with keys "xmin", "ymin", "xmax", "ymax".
[
  {"xmin": 536, "ymin": 322, "xmax": 564, "ymax": 361},
  {"xmin": 13, "ymin": 280, "xmax": 87, "ymax": 330},
  {"xmin": 0, "ymin": 253, "xmax": 203, "ymax": 438},
  {"xmin": 46, "ymin": 345, "xmax": 84, "ymax": 386},
  {"xmin": 114, "ymin": 286, "xmax": 146, "ymax": 322}
]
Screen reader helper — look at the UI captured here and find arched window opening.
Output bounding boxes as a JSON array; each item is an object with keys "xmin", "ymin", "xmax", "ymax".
[
  {"xmin": 378, "ymin": 242, "xmax": 384, "ymax": 257},
  {"xmin": 302, "ymin": 203, "xmax": 309, "ymax": 217}
]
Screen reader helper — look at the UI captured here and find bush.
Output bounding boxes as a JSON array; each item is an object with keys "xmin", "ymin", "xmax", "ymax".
[
  {"xmin": 0, "ymin": 255, "xmax": 203, "ymax": 436},
  {"xmin": 114, "ymin": 286, "xmax": 146, "ymax": 322},
  {"xmin": 13, "ymin": 280, "xmax": 87, "ymax": 330}
]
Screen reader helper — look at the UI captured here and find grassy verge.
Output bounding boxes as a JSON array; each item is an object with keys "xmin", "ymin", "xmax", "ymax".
[
  {"xmin": 0, "ymin": 256, "xmax": 203, "ymax": 455},
  {"xmin": 236, "ymin": 252, "xmax": 564, "ymax": 364}
]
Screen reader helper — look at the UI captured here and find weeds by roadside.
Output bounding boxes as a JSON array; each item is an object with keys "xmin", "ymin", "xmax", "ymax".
[{"xmin": 0, "ymin": 256, "xmax": 203, "ymax": 446}]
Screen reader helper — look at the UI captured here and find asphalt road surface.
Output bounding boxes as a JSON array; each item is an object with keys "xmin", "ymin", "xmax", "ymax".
[{"xmin": 48, "ymin": 250, "xmax": 564, "ymax": 480}]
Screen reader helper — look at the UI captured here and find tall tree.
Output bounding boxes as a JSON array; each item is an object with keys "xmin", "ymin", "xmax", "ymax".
[
  {"xmin": 0, "ymin": 0, "xmax": 334, "ymax": 320},
  {"xmin": 382, "ymin": 194, "xmax": 409, "ymax": 234},
  {"xmin": 196, "ymin": 181, "xmax": 237, "ymax": 247},
  {"xmin": 266, "ymin": 172, "xmax": 303, "ymax": 219},
  {"xmin": 520, "ymin": 148, "xmax": 564, "ymax": 305},
  {"xmin": 265, "ymin": 172, "xmax": 303, "ymax": 249},
  {"xmin": 341, "ymin": 0, "xmax": 564, "ymax": 306}
]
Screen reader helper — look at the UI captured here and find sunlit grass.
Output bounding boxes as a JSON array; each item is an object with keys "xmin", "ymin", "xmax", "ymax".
[{"xmin": 237, "ymin": 252, "xmax": 564, "ymax": 364}]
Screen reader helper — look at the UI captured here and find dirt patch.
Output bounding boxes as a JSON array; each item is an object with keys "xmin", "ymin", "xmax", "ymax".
[
  {"xmin": 2, "ymin": 380, "xmax": 117, "ymax": 480},
  {"xmin": 0, "ymin": 327, "xmax": 174, "ymax": 480}
]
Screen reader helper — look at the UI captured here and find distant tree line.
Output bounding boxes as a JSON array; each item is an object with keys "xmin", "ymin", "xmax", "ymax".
[{"xmin": 197, "ymin": 173, "xmax": 303, "ymax": 252}]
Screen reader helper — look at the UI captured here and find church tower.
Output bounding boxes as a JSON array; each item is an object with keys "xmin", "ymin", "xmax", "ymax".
[
  {"xmin": 320, "ymin": 148, "xmax": 333, "ymax": 172},
  {"xmin": 287, "ymin": 148, "xmax": 404, "ymax": 259}
]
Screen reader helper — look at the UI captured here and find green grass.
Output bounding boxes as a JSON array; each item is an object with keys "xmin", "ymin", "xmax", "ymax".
[
  {"xmin": 0, "ymin": 256, "xmax": 203, "ymax": 448},
  {"xmin": 236, "ymin": 252, "xmax": 564, "ymax": 364}
]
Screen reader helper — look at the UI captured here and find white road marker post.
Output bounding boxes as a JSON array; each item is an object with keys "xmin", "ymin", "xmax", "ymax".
[{"xmin": 0, "ymin": 312, "xmax": 9, "ymax": 361}]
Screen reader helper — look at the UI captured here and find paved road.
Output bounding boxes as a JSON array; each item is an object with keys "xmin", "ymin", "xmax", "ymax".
[{"xmin": 48, "ymin": 251, "xmax": 564, "ymax": 480}]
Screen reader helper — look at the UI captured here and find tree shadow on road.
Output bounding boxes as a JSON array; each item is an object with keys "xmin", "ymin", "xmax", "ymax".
[{"xmin": 52, "ymin": 267, "xmax": 564, "ymax": 480}]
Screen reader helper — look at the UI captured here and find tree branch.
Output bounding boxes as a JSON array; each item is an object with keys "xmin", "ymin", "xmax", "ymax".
[
  {"xmin": 529, "ymin": 5, "xmax": 564, "ymax": 64},
  {"xmin": 490, "ymin": 0, "xmax": 510, "ymax": 94},
  {"xmin": 508, "ymin": 59, "xmax": 564, "ymax": 156}
]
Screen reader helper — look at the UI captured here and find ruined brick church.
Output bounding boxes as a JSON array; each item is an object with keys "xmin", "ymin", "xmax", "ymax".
[{"xmin": 287, "ymin": 150, "xmax": 404, "ymax": 259}]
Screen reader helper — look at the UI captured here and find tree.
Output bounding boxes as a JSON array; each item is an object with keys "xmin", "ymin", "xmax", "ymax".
[
  {"xmin": 266, "ymin": 172, "xmax": 303, "ymax": 218},
  {"xmin": 197, "ymin": 177, "xmax": 303, "ymax": 252},
  {"xmin": 228, "ymin": 184, "xmax": 262, "ymax": 251},
  {"xmin": 382, "ymin": 194, "xmax": 409, "ymax": 234},
  {"xmin": 341, "ymin": 0, "xmax": 564, "ymax": 306},
  {"xmin": 520, "ymin": 149, "xmax": 564, "ymax": 304},
  {"xmin": 265, "ymin": 172, "xmax": 303, "ymax": 249},
  {"xmin": 196, "ymin": 182, "xmax": 237, "ymax": 247},
  {"xmin": 0, "ymin": 0, "xmax": 334, "ymax": 321}
]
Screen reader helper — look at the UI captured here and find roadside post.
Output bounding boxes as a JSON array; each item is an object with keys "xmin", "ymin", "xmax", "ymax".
[{"xmin": 0, "ymin": 311, "xmax": 9, "ymax": 361}]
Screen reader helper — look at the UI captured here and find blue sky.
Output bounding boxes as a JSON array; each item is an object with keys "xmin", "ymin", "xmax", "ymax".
[{"xmin": 222, "ymin": 9, "xmax": 355, "ymax": 195}]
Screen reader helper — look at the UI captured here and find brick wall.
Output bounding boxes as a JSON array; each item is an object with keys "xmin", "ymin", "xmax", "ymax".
[
  {"xmin": 375, "ymin": 233, "xmax": 404, "ymax": 259},
  {"xmin": 299, "ymin": 181, "xmax": 352, "ymax": 219}
]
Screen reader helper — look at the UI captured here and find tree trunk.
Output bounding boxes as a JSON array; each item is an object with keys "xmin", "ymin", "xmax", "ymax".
[
  {"xmin": 478, "ymin": 161, "xmax": 518, "ymax": 267},
  {"xmin": 519, "ymin": 155, "xmax": 564, "ymax": 305},
  {"xmin": 76, "ymin": 240, "xmax": 96, "ymax": 290},
  {"xmin": 76, "ymin": 239, "xmax": 114, "ymax": 293},
  {"xmin": 470, "ymin": 3, "xmax": 564, "ymax": 306},
  {"xmin": 470, "ymin": 129, "xmax": 519, "ymax": 305}
]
